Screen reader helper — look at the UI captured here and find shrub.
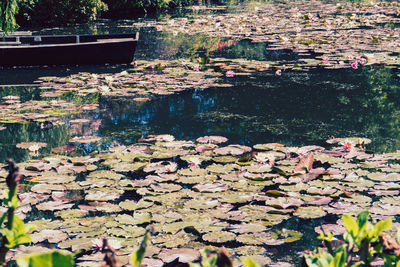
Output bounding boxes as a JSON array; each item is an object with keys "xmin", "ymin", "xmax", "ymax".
[
  {"xmin": 305, "ymin": 211, "xmax": 400, "ymax": 267},
  {"xmin": 16, "ymin": 0, "xmax": 107, "ymax": 26},
  {"xmin": 0, "ymin": 0, "xmax": 19, "ymax": 34}
]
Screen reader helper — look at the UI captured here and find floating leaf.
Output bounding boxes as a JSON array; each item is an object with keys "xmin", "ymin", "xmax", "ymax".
[
  {"xmin": 158, "ymin": 248, "xmax": 200, "ymax": 263},
  {"xmin": 202, "ymin": 231, "xmax": 236, "ymax": 243},
  {"xmin": 70, "ymin": 136, "xmax": 102, "ymax": 143}
]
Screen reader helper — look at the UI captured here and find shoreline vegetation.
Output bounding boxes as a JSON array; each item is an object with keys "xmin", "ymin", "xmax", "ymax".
[{"xmin": 1, "ymin": 0, "xmax": 201, "ymax": 32}]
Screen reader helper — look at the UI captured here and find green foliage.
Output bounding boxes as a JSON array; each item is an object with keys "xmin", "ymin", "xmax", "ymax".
[
  {"xmin": 0, "ymin": 0, "xmax": 20, "ymax": 34},
  {"xmin": 305, "ymin": 247, "xmax": 362, "ymax": 267},
  {"xmin": 17, "ymin": 0, "xmax": 107, "ymax": 26},
  {"xmin": 1, "ymin": 216, "xmax": 33, "ymax": 248},
  {"xmin": 102, "ymin": 0, "xmax": 195, "ymax": 18},
  {"xmin": 243, "ymin": 258, "xmax": 260, "ymax": 267},
  {"xmin": 131, "ymin": 230, "xmax": 150, "ymax": 267},
  {"xmin": 0, "ymin": 160, "xmax": 35, "ymax": 264},
  {"xmin": 305, "ymin": 211, "xmax": 400, "ymax": 267},
  {"xmin": 189, "ymin": 249, "xmax": 218, "ymax": 267},
  {"xmin": 16, "ymin": 250, "xmax": 74, "ymax": 267}
]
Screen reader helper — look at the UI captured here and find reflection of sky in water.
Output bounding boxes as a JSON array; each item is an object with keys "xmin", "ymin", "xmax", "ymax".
[{"xmin": 192, "ymin": 89, "xmax": 216, "ymax": 113}]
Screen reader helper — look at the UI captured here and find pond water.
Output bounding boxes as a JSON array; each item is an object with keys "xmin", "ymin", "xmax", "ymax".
[
  {"xmin": 2, "ymin": 28, "xmax": 400, "ymax": 162},
  {"xmin": 2, "ymin": 1, "xmax": 400, "ymax": 266}
]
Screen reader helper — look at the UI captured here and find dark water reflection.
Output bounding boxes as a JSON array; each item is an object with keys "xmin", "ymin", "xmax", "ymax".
[
  {"xmin": 97, "ymin": 65, "xmax": 400, "ymax": 153},
  {"xmin": 1, "ymin": 64, "xmax": 400, "ymax": 162}
]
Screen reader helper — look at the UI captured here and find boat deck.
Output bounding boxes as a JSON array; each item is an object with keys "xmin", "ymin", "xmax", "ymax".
[{"xmin": 0, "ymin": 33, "xmax": 138, "ymax": 67}]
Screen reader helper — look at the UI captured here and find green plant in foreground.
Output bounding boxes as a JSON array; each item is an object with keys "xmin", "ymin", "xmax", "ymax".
[
  {"xmin": 0, "ymin": 159, "xmax": 34, "ymax": 264},
  {"xmin": 305, "ymin": 210, "xmax": 400, "ymax": 267},
  {"xmin": 189, "ymin": 247, "xmax": 260, "ymax": 267},
  {"xmin": 131, "ymin": 229, "xmax": 150, "ymax": 267},
  {"xmin": 16, "ymin": 250, "xmax": 74, "ymax": 267}
]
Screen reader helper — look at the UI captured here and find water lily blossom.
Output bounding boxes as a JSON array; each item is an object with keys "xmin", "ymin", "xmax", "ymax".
[
  {"xmin": 342, "ymin": 140, "xmax": 354, "ymax": 152},
  {"xmin": 255, "ymin": 153, "xmax": 269, "ymax": 164},
  {"xmin": 322, "ymin": 56, "xmax": 329, "ymax": 63},
  {"xmin": 166, "ymin": 162, "xmax": 178, "ymax": 173},
  {"xmin": 194, "ymin": 64, "xmax": 200, "ymax": 71},
  {"xmin": 226, "ymin": 70, "xmax": 235, "ymax": 77},
  {"xmin": 92, "ymin": 238, "xmax": 122, "ymax": 251},
  {"xmin": 351, "ymin": 62, "xmax": 358, "ymax": 69},
  {"xmin": 255, "ymin": 153, "xmax": 275, "ymax": 166},
  {"xmin": 28, "ymin": 144, "xmax": 40, "ymax": 152},
  {"xmin": 275, "ymin": 69, "xmax": 282, "ymax": 76},
  {"xmin": 189, "ymin": 157, "xmax": 202, "ymax": 168}
]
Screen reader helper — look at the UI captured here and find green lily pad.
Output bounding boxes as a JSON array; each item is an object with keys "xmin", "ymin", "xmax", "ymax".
[
  {"xmin": 158, "ymin": 248, "xmax": 201, "ymax": 263},
  {"xmin": 55, "ymin": 209, "xmax": 88, "ymax": 219},
  {"xmin": 294, "ymin": 206, "xmax": 327, "ymax": 219},
  {"xmin": 202, "ymin": 231, "xmax": 236, "ymax": 243},
  {"xmin": 115, "ymin": 213, "xmax": 151, "ymax": 225},
  {"xmin": 30, "ymin": 230, "xmax": 69, "ymax": 244}
]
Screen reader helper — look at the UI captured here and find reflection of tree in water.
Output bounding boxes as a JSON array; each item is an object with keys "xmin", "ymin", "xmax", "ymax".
[
  {"xmin": 0, "ymin": 123, "xmax": 70, "ymax": 163},
  {"xmin": 1, "ymin": 65, "xmax": 399, "ymax": 162},
  {"xmin": 98, "ymin": 65, "xmax": 400, "ymax": 153},
  {"xmin": 347, "ymin": 66, "xmax": 400, "ymax": 152},
  {"xmin": 0, "ymin": 87, "xmax": 101, "ymax": 162}
]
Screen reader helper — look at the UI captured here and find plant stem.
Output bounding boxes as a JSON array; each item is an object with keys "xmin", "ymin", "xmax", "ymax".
[{"xmin": 360, "ymin": 238, "xmax": 370, "ymax": 267}]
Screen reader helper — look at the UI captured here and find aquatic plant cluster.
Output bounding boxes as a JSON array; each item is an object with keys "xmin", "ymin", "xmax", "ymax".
[
  {"xmin": 1, "ymin": 134, "xmax": 400, "ymax": 265},
  {"xmin": 36, "ymin": 60, "xmax": 231, "ymax": 99},
  {"xmin": 150, "ymin": 1, "xmax": 400, "ymax": 70}
]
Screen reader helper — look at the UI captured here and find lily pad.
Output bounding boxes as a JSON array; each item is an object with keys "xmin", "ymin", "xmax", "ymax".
[
  {"xmin": 202, "ymin": 231, "xmax": 236, "ymax": 243},
  {"xmin": 294, "ymin": 206, "xmax": 327, "ymax": 219}
]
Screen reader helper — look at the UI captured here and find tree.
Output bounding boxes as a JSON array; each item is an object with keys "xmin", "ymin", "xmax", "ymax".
[{"xmin": 0, "ymin": 0, "xmax": 20, "ymax": 35}]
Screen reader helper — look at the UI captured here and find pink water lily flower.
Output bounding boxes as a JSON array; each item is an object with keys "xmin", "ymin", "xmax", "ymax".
[
  {"xmin": 351, "ymin": 62, "xmax": 358, "ymax": 69},
  {"xmin": 92, "ymin": 238, "xmax": 122, "ymax": 251},
  {"xmin": 342, "ymin": 140, "xmax": 354, "ymax": 152},
  {"xmin": 226, "ymin": 70, "xmax": 235, "ymax": 77},
  {"xmin": 275, "ymin": 69, "xmax": 282, "ymax": 76},
  {"xmin": 189, "ymin": 157, "xmax": 202, "ymax": 168},
  {"xmin": 322, "ymin": 56, "xmax": 329, "ymax": 63},
  {"xmin": 194, "ymin": 64, "xmax": 200, "ymax": 71},
  {"xmin": 166, "ymin": 162, "xmax": 178, "ymax": 173},
  {"xmin": 255, "ymin": 153, "xmax": 269, "ymax": 165}
]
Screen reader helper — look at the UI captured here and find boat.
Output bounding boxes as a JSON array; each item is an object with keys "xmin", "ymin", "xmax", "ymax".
[{"xmin": 0, "ymin": 33, "xmax": 138, "ymax": 67}]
